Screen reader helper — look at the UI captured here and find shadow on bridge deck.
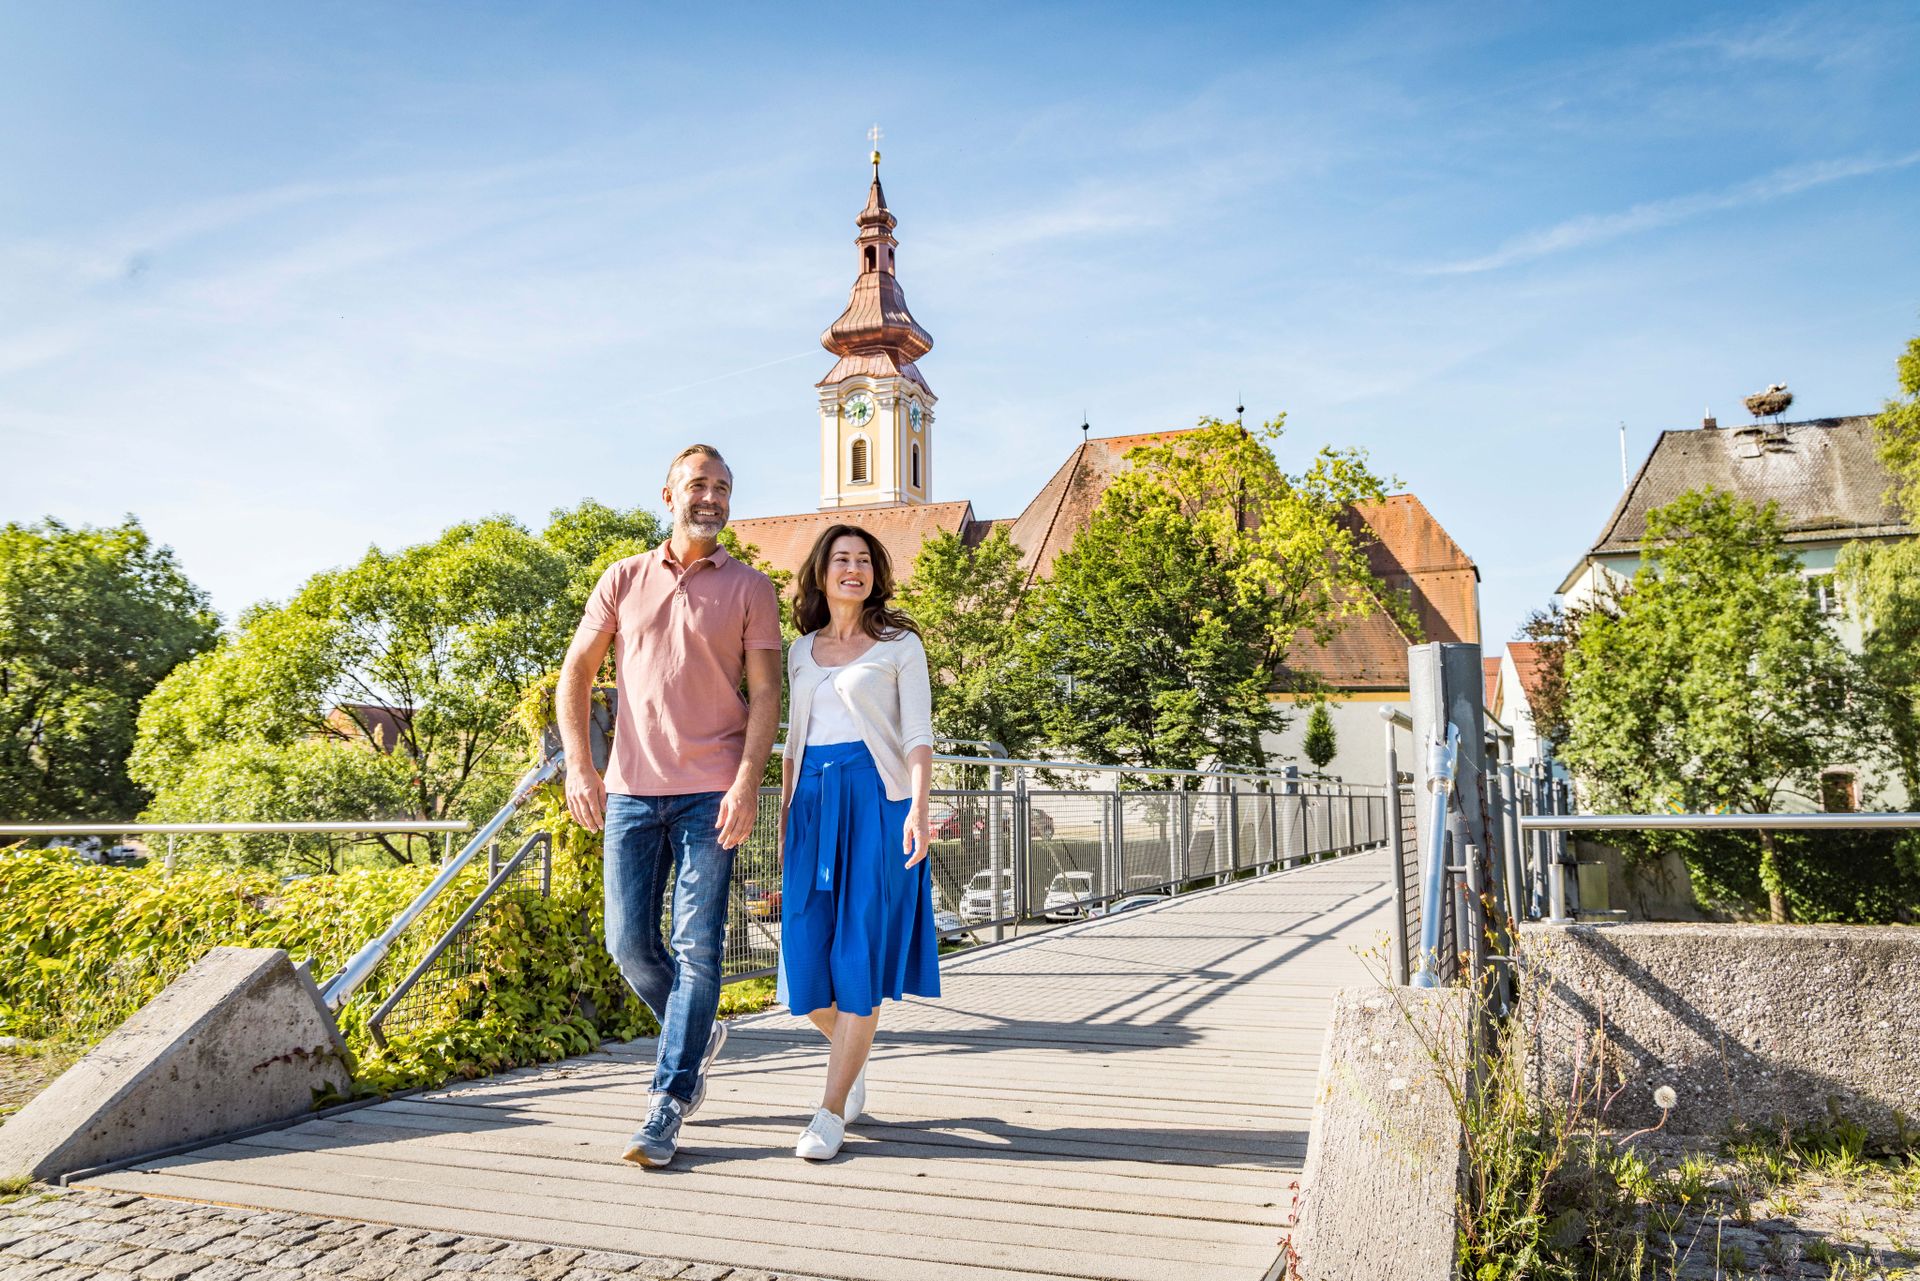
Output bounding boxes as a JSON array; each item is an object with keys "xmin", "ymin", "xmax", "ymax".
[{"xmin": 78, "ymin": 851, "xmax": 1394, "ymax": 1281}]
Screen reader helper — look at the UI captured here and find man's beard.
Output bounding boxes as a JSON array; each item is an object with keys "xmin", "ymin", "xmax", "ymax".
[{"xmin": 678, "ymin": 507, "xmax": 726, "ymax": 538}]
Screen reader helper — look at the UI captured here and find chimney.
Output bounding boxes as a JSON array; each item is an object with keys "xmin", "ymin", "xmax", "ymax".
[{"xmin": 1702, "ymin": 407, "xmax": 1718, "ymax": 429}]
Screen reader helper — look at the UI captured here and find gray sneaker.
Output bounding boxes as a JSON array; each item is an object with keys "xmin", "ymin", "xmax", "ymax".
[
  {"xmin": 683, "ymin": 1019, "xmax": 730, "ymax": 1119},
  {"xmin": 622, "ymin": 1094, "xmax": 683, "ymax": 1167}
]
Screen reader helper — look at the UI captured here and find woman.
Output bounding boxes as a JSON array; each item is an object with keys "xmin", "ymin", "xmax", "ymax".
[{"xmin": 777, "ymin": 524, "xmax": 940, "ymax": 1161}]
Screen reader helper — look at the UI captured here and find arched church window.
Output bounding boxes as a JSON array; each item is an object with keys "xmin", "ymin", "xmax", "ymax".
[
  {"xmin": 911, "ymin": 443, "xmax": 922, "ymax": 489},
  {"xmin": 850, "ymin": 437, "xmax": 870, "ymax": 484}
]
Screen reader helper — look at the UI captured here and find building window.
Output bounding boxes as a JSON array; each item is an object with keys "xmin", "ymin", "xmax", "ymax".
[
  {"xmin": 910, "ymin": 443, "xmax": 922, "ymax": 489},
  {"xmin": 1807, "ymin": 574, "xmax": 1839, "ymax": 616},
  {"xmin": 850, "ymin": 437, "xmax": 869, "ymax": 484},
  {"xmin": 1820, "ymin": 770, "xmax": 1859, "ymax": 813}
]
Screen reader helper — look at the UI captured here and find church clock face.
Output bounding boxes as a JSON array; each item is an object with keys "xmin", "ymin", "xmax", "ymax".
[
  {"xmin": 909, "ymin": 401, "xmax": 923, "ymax": 432},
  {"xmin": 844, "ymin": 392, "xmax": 874, "ymax": 426}
]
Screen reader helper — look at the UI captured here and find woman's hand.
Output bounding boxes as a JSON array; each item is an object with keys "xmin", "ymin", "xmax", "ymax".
[{"xmin": 903, "ymin": 800, "xmax": 931, "ymax": 868}]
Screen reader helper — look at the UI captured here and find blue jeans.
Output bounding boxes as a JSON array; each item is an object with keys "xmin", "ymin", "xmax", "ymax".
[{"xmin": 602, "ymin": 791, "xmax": 733, "ymax": 1105}]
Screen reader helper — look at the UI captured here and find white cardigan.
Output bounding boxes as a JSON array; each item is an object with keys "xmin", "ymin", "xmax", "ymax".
[{"xmin": 784, "ymin": 631, "xmax": 935, "ymax": 802}]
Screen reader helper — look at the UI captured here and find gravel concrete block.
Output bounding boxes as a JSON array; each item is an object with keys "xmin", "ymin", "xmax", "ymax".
[
  {"xmin": 0, "ymin": 949, "xmax": 353, "ymax": 1183},
  {"xmin": 1283, "ymin": 983, "xmax": 1472, "ymax": 1281},
  {"xmin": 1521, "ymin": 923, "xmax": 1920, "ymax": 1140}
]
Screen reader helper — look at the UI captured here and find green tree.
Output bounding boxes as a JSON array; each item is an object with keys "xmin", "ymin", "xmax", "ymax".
[
  {"xmin": 141, "ymin": 739, "xmax": 417, "ymax": 874},
  {"xmin": 1838, "ymin": 331, "xmax": 1920, "ymax": 799},
  {"xmin": 897, "ymin": 527, "xmax": 1048, "ymax": 757},
  {"xmin": 0, "ymin": 517, "xmax": 218, "ymax": 819},
  {"xmin": 131, "ymin": 501, "xmax": 663, "ymax": 861},
  {"xmin": 1025, "ymin": 418, "xmax": 1409, "ymax": 774},
  {"xmin": 1303, "ymin": 702, "xmax": 1337, "ymax": 769},
  {"xmin": 1560, "ymin": 489, "xmax": 1858, "ymax": 921}
]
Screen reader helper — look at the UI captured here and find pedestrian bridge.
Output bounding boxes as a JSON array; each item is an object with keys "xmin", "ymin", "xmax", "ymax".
[{"xmin": 79, "ymin": 851, "xmax": 1393, "ymax": 1281}]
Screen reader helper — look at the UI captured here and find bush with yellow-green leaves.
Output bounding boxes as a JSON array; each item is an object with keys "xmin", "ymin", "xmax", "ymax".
[{"xmin": 0, "ymin": 779, "xmax": 660, "ymax": 1098}]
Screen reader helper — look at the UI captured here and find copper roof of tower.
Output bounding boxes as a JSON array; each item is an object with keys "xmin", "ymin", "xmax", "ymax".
[{"xmin": 820, "ymin": 167, "xmax": 934, "ymax": 375}]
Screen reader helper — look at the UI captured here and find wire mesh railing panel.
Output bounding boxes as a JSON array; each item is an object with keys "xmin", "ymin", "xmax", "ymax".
[
  {"xmin": 718, "ymin": 791, "xmax": 786, "ymax": 982},
  {"xmin": 1397, "ymin": 784, "xmax": 1421, "ymax": 974},
  {"xmin": 1026, "ymin": 790, "xmax": 1109, "ymax": 919},
  {"xmin": 375, "ymin": 835, "xmax": 552, "ymax": 1040},
  {"xmin": 930, "ymin": 787, "xmax": 1017, "ymax": 933}
]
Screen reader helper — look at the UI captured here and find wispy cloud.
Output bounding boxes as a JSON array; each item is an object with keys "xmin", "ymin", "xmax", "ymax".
[{"xmin": 1421, "ymin": 149, "xmax": 1920, "ymax": 275}]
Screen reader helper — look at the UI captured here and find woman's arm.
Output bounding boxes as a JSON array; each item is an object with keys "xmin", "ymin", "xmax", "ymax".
[{"xmin": 903, "ymin": 744, "xmax": 933, "ymax": 868}]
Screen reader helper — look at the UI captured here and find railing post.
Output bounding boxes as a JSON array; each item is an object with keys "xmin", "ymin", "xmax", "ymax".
[
  {"xmin": 1013, "ymin": 767, "xmax": 1030, "ymax": 924},
  {"xmin": 1498, "ymin": 739, "xmax": 1525, "ymax": 923},
  {"xmin": 1113, "ymin": 775, "xmax": 1127, "ymax": 896},
  {"xmin": 989, "ymin": 763, "xmax": 1006, "ymax": 944},
  {"xmin": 1226, "ymin": 778, "xmax": 1241, "ymax": 878},
  {"xmin": 1545, "ymin": 771, "xmax": 1569, "ymax": 923}
]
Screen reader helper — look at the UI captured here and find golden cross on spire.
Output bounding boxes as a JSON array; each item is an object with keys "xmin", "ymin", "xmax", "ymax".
[{"xmin": 868, "ymin": 123, "xmax": 883, "ymax": 168}]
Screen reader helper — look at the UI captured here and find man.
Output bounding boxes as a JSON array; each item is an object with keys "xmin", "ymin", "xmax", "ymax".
[{"xmin": 556, "ymin": 443, "xmax": 782, "ymax": 1167}]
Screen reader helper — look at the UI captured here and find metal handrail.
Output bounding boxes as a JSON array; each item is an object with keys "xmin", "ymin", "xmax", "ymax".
[
  {"xmin": 1521, "ymin": 812, "xmax": 1920, "ymax": 831},
  {"xmin": 320, "ymin": 752, "xmax": 564, "ymax": 1011},
  {"xmin": 366, "ymin": 830, "xmax": 552, "ymax": 1048},
  {"xmin": 1412, "ymin": 724, "xmax": 1461, "ymax": 989},
  {"xmin": 0, "ymin": 821, "xmax": 470, "ymax": 836},
  {"xmin": 938, "ymin": 753, "xmax": 1388, "ymax": 789}
]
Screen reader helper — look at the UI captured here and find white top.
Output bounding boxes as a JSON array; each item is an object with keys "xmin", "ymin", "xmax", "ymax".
[
  {"xmin": 784, "ymin": 630, "xmax": 936, "ymax": 803},
  {"xmin": 804, "ymin": 676, "xmax": 863, "ymax": 746}
]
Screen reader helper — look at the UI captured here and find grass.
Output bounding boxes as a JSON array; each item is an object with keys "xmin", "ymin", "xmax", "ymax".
[
  {"xmin": 1364, "ymin": 949, "xmax": 1920, "ymax": 1281},
  {"xmin": 0, "ymin": 1038, "xmax": 86, "ymax": 1123}
]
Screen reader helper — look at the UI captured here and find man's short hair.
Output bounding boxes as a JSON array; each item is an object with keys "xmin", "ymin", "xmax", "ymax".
[{"xmin": 665, "ymin": 444, "xmax": 731, "ymax": 488}]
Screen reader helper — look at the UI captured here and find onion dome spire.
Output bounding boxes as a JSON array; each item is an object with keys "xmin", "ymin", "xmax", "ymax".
[{"xmin": 821, "ymin": 145, "xmax": 933, "ymax": 368}]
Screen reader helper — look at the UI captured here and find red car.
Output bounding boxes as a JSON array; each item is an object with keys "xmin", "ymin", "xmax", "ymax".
[{"xmin": 933, "ymin": 806, "xmax": 1054, "ymax": 839}]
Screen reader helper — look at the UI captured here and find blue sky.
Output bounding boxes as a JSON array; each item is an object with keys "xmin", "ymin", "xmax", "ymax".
[{"xmin": 3, "ymin": 1, "xmax": 1917, "ymax": 649}]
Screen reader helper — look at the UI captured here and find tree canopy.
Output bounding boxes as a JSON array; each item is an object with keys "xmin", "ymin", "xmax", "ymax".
[
  {"xmin": 1024, "ymin": 418, "xmax": 1409, "ymax": 774},
  {"xmin": 897, "ymin": 526, "xmax": 1048, "ymax": 758},
  {"xmin": 131, "ymin": 501, "xmax": 664, "ymax": 861},
  {"xmin": 1559, "ymin": 488, "xmax": 1859, "ymax": 920},
  {"xmin": 1838, "ymin": 331, "xmax": 1920, "ymax": 800},
  {"xmin": 0, "ymin": 517, "xmax": 218, "ymax": 820}
]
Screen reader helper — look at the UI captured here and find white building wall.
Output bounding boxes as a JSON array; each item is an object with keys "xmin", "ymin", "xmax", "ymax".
[{"xmin": 1263, "ymin": 696, "xmax": 1410, "ymax": 790}]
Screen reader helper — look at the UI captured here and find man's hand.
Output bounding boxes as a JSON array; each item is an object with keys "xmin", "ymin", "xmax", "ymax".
[
  {"xmin": 716, "ymin": 778, "xmax": 758, "ymax": 850},
  {"xmin": 567, "ymin": 769, "xmax": 608, "ymax": 835}
]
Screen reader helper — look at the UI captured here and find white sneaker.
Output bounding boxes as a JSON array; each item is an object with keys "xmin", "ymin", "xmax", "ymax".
[
  {"xmin": 841, "ymin": 1068, "xmax": 866, "ymax": 1123},
  {"xmin": 795, "ymin": 1106, "xmax": 846, "ymax": 1161}
]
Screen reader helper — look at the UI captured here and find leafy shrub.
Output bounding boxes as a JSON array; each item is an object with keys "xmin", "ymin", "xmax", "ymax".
[
  {"xmin": 0, "ymin": 777, "xmax": 660, "ymax": 1097},
  {"xmin": 1622, "ymin": 828, "xmax": 1920, "ymax": 922}
]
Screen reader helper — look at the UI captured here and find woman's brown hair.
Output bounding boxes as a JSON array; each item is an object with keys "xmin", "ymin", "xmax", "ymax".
[{"xmin": 794, "ymin": 524, "xmax": 920, "ymax": 640}]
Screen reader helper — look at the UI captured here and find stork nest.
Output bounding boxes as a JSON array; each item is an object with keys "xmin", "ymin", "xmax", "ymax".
[{"xmin": 1744, "ymin": 390, "xmax": 1794, "ymax": 418}]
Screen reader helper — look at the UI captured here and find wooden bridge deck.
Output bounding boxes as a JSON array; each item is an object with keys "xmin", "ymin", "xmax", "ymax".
[{"xmin": 80, "ymin": 850, "xmax": 1395, "ymax": 1281}]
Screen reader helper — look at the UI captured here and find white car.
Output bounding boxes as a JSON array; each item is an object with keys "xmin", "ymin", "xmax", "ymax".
[
  {"xmin": 959, "ymin": 869, "xmax": 1014, "ymax": 923},
  {"xmin": 1042, "ymin": 871, "xmax": 1096, "ymax": 921},
  {"xmin": 1092, "ymin": 893, "xmax": 1171, "ymax": 918}
]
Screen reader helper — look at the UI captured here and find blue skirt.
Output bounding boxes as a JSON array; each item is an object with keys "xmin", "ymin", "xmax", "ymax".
[{"xmin": 777, "ymin": 740, "xmax": 941, "ymax": 1017}]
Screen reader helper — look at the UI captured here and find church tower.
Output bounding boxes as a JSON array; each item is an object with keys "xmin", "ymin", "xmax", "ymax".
[{"xmin": 817, "ymin": 140, "xmax": 935, "ymax": 510}]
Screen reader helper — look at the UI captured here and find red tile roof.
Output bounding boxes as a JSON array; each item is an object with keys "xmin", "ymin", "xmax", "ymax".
[
  {"xmin": 730, "ymin": 434, "xmax": 1480, "ymax": 694},
  {"xmin": 1484, "ymin": 657, "xmax": 1503, "ymax": 714},
  {"xmin": 729, "ymin": 501, "xmax": 978, "ymax": 583},
  {"xmin": 1505, "ymin": 641, "xmax": 1553, "ymax": 714}
]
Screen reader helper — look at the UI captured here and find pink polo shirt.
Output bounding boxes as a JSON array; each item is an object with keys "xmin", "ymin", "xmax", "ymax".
[{"xmin": 580, "ymin": 541, "xmax": 783, "ymax": 797}]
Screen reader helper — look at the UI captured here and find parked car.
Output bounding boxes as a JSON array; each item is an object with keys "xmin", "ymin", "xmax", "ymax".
[
  {"xmin": 959, "ymin": 868, "xmax": 1015, "ymax": 923},
  {"xmin": 1042, "ymin": 871, "xmax": 1096, "ymax": 921},
  {"xmin": 1091, "ymin": 893, "xmax": 1170, "ymax": 918},
  {"xmin": 934, "ymin": 806, "xmax": 1055, "ymax": 840},
  {"xmin": 933, "ymin": 908, "xmax": 971, "ymax": 939}
]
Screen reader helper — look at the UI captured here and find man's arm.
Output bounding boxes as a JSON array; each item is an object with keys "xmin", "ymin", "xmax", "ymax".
[
  {"xmin": 716, "ymin": 647, "xmax": 781, "ymax": 849},
  {"xmin": 558, "ymin": 623, "xmax": 615, "ymax": 833}
]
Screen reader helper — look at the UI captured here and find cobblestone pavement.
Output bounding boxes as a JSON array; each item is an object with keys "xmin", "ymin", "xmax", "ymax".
[{"xmin": 0, "ymin": 1188, "xmax": 825, "ymax": 1281}]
